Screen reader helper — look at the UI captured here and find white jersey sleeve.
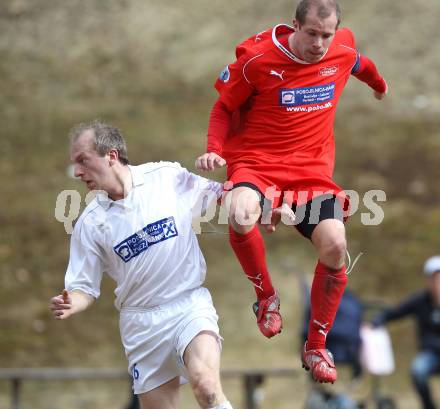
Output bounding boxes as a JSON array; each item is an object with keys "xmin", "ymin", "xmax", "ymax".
[
  {"xmin": 175, "ymin": 165, "xmax": 223, "ymax": 213},
  {"xmin": 65, "ymin": 205, "xmax": 105, "ymax": 298}
]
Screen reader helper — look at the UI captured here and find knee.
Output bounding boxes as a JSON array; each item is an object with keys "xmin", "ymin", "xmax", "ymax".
[
  {"xmin": 319, "ymin": 236, "xmax": 347, "ymax": 267},
  {"xmin": 312, "ymin": 220, "xmax": 347, "ymax": 269},
  {"xmin": 191, "ymin": 372, "xmax": 220, "ymax": 407},
  {"xmin": 229, "ymin": 207, "xmax": 258, "ymax": 232},
  {"xmin": 229, "ymin": 195, "xmax": 261, "ymax": 232}
]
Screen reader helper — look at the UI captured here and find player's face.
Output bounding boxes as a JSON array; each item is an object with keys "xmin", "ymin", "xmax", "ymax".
[
  {"xmin": 292, "ymin": 8, "xmax": 338, "ymax": 63},
  {"xmin": 70, "ymin": 130, "xmax": 112, "ymax": 192}
]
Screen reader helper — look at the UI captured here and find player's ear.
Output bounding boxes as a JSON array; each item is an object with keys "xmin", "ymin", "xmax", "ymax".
[
  {"xmin": 108, "ymin": 149, "xmax": 119, "ymax": 165},
  {"xmin": 292, "ymin": 19, "xmax": 299, "ymax": 31}
]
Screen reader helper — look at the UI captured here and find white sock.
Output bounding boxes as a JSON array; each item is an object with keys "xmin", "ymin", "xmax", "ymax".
[{"xmin": 208, "ymin": 401, "xmax": 233, "ymax": 409}]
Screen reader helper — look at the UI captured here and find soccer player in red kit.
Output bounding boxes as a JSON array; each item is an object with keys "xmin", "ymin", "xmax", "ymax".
[{"xmin": 196, "ymin": 0, "xmax": 387, "ymax": 383}]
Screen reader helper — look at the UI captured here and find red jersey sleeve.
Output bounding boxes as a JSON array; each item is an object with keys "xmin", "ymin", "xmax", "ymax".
[
  {"xmin": 206, "ymin": 99, "xmax": 232, "ymax": 155},
  {"xmin": 214, "ymin": 53, "xmax": 257, "ymax": 112},
  {"xmin": 214, "ymin": 28, "xmax": 270, "ymax": 113},
  {"xmin": 352, "ymin": 55, "xmax": 387, "ymax": 93},
  {"xmin": 341, "ymin": 28, "xmax": 387, "ymax": 93},
  {"xmin": 208, "ymin": 28, "xmax": 271, "ymax": 154}
]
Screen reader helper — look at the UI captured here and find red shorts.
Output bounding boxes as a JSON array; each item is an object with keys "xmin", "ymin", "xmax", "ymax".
[{"xmin": 226, "ymin": 162, "xmax": 348, "ymax": 210}]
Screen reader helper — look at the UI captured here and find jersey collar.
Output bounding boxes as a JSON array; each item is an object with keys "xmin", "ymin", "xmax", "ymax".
[
  {"xmin": 96, "ymin": 192, "xmax": 111, "ymax": 210},
  {"xmin": 129, "ymin": 165, "xmax": 146, "ymax": 187},
  {"xmin": 97, "ymin": 191, "xmax": 133, "ymax": 211}
]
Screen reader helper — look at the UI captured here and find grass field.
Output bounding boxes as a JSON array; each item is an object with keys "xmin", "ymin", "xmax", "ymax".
[{"xmin": 1, "ymin": 0, "xmax": 440, "ymax": 408}]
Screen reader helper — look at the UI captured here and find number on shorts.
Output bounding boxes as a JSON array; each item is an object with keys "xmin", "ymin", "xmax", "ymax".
[{"xmin": 132, "ymin": 363, "xmax": 140, "ymax": 380}]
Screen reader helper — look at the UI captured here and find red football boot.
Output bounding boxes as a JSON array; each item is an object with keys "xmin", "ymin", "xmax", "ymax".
[
  {"xmin": 252, "ymin": 291, "xmax": 282, "ymax": 338},
  {"xmin": 301, "ymin": 342, "xmax": 337, "ymax": 383}
]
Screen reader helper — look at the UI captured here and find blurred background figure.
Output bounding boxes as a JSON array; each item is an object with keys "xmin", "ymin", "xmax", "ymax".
[
  {"xmin": 301, "ymin": 278, "xmax": 398, "ymax": 409},
  {"xmin": 371, "ymin": 256, "xmax": 440, "ymax": 409}
]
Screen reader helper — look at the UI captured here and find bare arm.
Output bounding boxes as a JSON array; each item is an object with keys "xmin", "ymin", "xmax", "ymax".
[{"xmin": 49, "ymin": 289, "xmax": 95, "ymax": 320}]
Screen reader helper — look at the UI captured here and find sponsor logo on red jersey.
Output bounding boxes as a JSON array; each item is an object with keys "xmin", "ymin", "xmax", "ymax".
[
  {"xmin": 319, "ymin": 65, "xmax": 339, "ymax": 76},
  {"xmin": 279, "ymin": 83, "xmax": 335, "ymax": 107}
]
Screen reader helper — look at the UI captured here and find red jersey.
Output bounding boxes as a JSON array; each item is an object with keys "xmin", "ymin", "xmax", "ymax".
[{"xmin": 213, "ymin": 24, "xmax": 360, "ymax": 178}]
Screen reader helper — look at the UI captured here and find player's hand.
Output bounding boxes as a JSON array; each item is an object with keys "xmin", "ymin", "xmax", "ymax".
[
  {"xmin": 50, "ymin": 289, "xmax": 73, "ymax": 320},
  {"xmin": 374, "ymin": 81, "xmax": 388, "ymax": 100},
  {"xmin": 263, "ymin": 203, "xmax": 296, "ymax": 233},
  {"xmin": 195, "ymin": 152, "xmax": 226, "ymax": 172}
]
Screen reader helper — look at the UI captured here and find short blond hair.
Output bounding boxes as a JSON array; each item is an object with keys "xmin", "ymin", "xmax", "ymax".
[
  {"xmin": 69, "ymin": 120, "xmax": 129, "ymax": 165},
  {"xmin": 295, "ymin": 0, "xmax": 341, "ymax": 28}
]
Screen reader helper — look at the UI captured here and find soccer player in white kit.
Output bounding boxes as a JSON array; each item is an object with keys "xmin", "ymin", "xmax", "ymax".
[{"xmin": 49, "ymin": 121, "xmax": 234, "ymax": 409}]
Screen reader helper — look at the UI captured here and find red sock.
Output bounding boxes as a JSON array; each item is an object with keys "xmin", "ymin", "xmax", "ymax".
[
  {"xmin": 307, "ymin": 261, "xmax": 347, "ymax": 350},
  {"xmin": 229, "ymin": 225, "xmax": 275, "ymax": 300}
]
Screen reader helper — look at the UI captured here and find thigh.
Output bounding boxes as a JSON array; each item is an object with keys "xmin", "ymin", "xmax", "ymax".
[
  {"xmin": 293, "ymin": 195, "xmax": 345, "ymax": 240},
  {"xmin": 226, "ymin": 185, "xmax": 261, "ymax": 232},
  {"xmin": 183, "ymin": 331, "xmax": 222, "ymax": 380},
  {"xmin": 227, "ymin": 166, "xmax": 284, "ymax": 209},
  {"xmin": 175, "ymin": 288, "xmax": 221, "ymax": 370},
  {"xmin": 228, "ymin": 186, "xmax": 262, "ymax": 216},
  {"xmin": 138, "ymin": 377, "xmax": 180, "ymax": 409},
  {"xmin": 120, "ymin": 300, "xmax": 196, "ymax": 395}
]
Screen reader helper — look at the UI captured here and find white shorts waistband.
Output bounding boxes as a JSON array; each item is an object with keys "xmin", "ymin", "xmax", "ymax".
[{"xmin": 120, "ymin": 288, "xmax": 205, "ymax": 313}]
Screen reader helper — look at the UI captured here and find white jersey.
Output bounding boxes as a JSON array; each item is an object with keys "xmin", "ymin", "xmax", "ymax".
[{"xmin": 65, "ymin": 162, "xmax": 223, "ymax": 310}]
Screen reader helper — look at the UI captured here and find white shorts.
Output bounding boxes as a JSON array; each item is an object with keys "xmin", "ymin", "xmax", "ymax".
[{"xmin": 119, "ymin": 287, "xmax": 221, "ymax": 395}]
